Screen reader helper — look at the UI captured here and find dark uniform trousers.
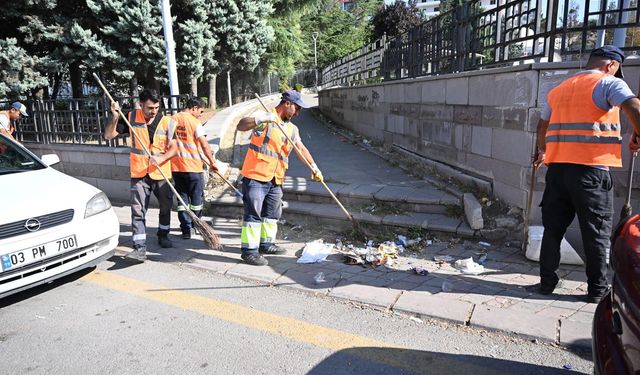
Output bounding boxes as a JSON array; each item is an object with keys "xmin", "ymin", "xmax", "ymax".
[
  {"xmin": 540, "ymin": 163, "xmax": 611, "ymax": 296},
  {"xmin": 130, "ymin": 175, "xmax": 174, "ymax": 249}
]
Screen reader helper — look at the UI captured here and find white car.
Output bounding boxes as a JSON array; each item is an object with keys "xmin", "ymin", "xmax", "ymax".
[{"xmin": 0, "ymin": 134, "xmax": 119, "ymax": 298}]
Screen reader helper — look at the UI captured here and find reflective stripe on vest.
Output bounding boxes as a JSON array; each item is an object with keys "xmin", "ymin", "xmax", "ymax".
[
  {"xmin": 128, "ymin": 110, "xmax": 174, "ymax": 179},
  {"xmin": 171, "ymin": 112, "xmax": 204, "ymax": 173},
  {"xmin": 545, "ymin": 72, "xmax": 622, "ymax": 167},
  {"xmin": 241, "ymin": 110, "xmax": 297, "ymax": 184}
]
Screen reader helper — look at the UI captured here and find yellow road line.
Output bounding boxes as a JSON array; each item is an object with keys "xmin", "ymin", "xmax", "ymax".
[{"xmin": 81, "ymin": 270, "xmax": 495, "ymax": 374}]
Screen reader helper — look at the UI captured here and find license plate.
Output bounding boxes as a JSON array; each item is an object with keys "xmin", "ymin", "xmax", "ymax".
[{"xmin": 1, "ymin": 235, "xmax": 78, "ymax": 272}]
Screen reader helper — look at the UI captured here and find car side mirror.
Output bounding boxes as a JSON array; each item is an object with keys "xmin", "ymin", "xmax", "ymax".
[{"xmin": 41, "ymin": 154, "xmax": 60, "ymax": 166}]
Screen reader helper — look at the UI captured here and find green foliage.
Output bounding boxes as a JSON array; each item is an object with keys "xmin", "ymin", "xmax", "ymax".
[
  {"xmin": 298, "ymin": 0, "xmax": 380, "ymax": 69},
  {"xmin": 0, "ymin": 38, "xmax": 48, "ymax": 98},
  {"xmin": 294, "ymin": 83, "xmax": 303, "ymax": 92},
  {"xmin": 278, "ymin": 79, "xmax": 291, "ymax": 92},
  {"xmin": 370, "ymin": 1, "xmax": 423, "ymax": 40}
]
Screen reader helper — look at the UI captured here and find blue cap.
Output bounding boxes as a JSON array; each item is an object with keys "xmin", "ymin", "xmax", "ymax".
[
  {"xmin": 591, "ymin": 45, "xmax": 625, "ymax": 78},
  {"xmin": 11, "ymin": 102, "xmax": 28, "ymax": 117},
  {"xmin": 281, "ymin": 90, "xmax": 309, "ymax": 108}
]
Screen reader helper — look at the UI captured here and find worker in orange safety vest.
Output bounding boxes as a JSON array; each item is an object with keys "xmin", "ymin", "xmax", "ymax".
[
  {"xmin": 236, "ymin": 90, "xmax": 323, "ymax": 266},
  {"xmin": 171, "ymin": 97, "xmax": 218, "ymax": 239},
  {"xmin": 104, "ymin": 89, "xmax": 178, "ymax": 262},
  {"xmin": 534, "ymin": 45, "xmax": 640, "ymax": 303}
]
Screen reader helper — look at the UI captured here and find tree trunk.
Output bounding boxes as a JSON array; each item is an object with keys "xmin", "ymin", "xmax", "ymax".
[
  {"xmin": 190, "ymin": 77, "xmax": 198, "ymax": 97},
  {"xmin": 69, "ymin": 61, "xmax": 83, "ymax": 98},
  {"xmin": 51, "ymin": 72, "xmax": 62, "ymax": 100},
  {"xmin": 129, "ymin": 77, "xmax": 139, "ymax": 97},
  {"xmin": 208, "ymin": 74, "xmax": 217, "ymax": 110}
]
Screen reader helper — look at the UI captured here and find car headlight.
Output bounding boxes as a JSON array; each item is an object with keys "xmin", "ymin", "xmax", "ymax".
[{"xmin": 85, "ymin": 192, "xmax": 112, "ymax": 218}]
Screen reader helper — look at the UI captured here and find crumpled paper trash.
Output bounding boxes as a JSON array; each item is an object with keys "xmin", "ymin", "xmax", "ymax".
[
  {"xmin": 454, "ymin": 257, "xmax": 484, "ymax": 275},
  {"xmin": 297, "ymin": 240, "xmax": 333, "ymax": 264}
]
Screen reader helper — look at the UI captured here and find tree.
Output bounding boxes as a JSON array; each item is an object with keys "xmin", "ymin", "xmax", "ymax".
[
  {"xmin": 0, "ymin": 38, "xmax": 48, "ymax": 99},
  {"xmin": 370, "ymin": 1, "xmax": 423, "ymax": 41},
  {"xmin": 174, "ymin": 0, "xmax": 217, "ymax": 96},
  {"xmin": 293, "ymin": 0, "xmax": 381, "ymax": 77},
  {"xmin": 86, "ymin": 0, "xmax": 167, "ymax": 96},
  {"xmin": 202, "ymin": 1, "xmax": 274, "ymax": 108}
]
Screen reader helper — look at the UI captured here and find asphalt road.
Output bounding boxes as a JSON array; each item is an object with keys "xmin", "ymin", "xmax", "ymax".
[{"xmin": 0, "ymin": 257, "xmax": 593, "ymax": 374}]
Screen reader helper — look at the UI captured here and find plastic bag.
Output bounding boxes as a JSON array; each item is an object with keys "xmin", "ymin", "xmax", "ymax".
[{"xmin": 297, "ymin": 240, "xmax": 333, "ymax": 264}]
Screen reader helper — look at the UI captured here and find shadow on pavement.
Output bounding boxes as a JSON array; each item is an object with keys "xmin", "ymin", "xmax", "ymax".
[
  {"xmin": 306, "ymin": 346, "xmax": 573, "ymax": 375},
  {"xmin": 0, "ymin": 266, "xmax": 96, "ymax": 308}
]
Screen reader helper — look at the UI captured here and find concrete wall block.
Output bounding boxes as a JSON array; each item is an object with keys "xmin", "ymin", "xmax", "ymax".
[
  {"xmin": 503, "ymin": 107, "xmax": 528, "ymax": 131},
  {"xmin": 420, "ymin": 104, "xmax": 453, "ymax": 121},
  {"xmin": 383, "ymin": 130, "xmax": 394, "ymax": 145},
  {"xmin": 390, "ymin": 103, "xmax": 402, "ymax": 115},
  {"xmin": 471, "ymin": 126, "xmax": 492, "ymax": 157},
  {"xmin": 467, "ymin": 154, "xmax": 525, "ymax": 188},
  {"xmin": 388, "ymin": 114, "xmax": 405, "ymax": 134},
  {"xmin": 453, "ymin": 106, "xmax": 483, "ymax": 125},
  {"xmin": 432, "ymin": 122, "xmax": 454, "ymax": 145},
  {"xmin": 374, "ymin": 113, "xmax": 386, "ymax": 130},
  {"xmin": 494, "ymin": 180, "xmax": 527, "ymax": 208},
  {"xmin": 421, "ymin": 79, "xmax": 447, "ymax": 104},
  {"xmin": 331, "ymin": 98, "xmax": 344, "ymax": 109},
  {"xmin": 527, "ymin": 108, "xmax": 541, "ymax": 133},
  {"xmin": 111, "ymin": 166, "xmax": 131, "ymax": 181},
  {"xmin": 406, "ymin": 119, "xmax": 420, "ymax": 138},
  {"xmin": 356, "ymin": 111, "xmax": 375, "ymax": 128},
  {"xmin": 115, "ymin": 153, "xmax": 130, "ymax": 167},
  {"xmin": 405, "ymin": 103, "xmax": 420, "ymax": 119},
  {"xmin": 405, "ymin": 83, "xmax": 421, "ymax": 103},
  {"xmin": 385, "ymin": 84, "xmax": 405, "ymax": 103},
  {"xmin": 96, "ymin": 178, "xmax": 130, "ymax": 203},
  {"xmin": 469, "ymin": 71, "xmax": 538, "ymax": 107},
  {"xmin": 482, "ymin": 106, "xmax": 503, "ymax": 128},
  {"xmin": 82, "ymin": 151, "xmax": 116, "ymax": 166},
  {"xmin": 537, "ymin": 69, "xmax": 575, "ymax": 105},
  {"xmin": 445, "ymin": 77, "xmax": 469, "ymax": 105},
  {"xmin": 454, "ymin": 124, "xmax": 464, "ymax": 149},
  {"xmin": 491, "ymin": 129, "xmax": 534, "ymax": 166}
]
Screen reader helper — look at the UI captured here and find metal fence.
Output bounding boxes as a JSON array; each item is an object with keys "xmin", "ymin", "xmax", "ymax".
[
  {"xmin": 323, "ymin": 0, "xmax": 640, "ymax": 86},
  {"xmin": 4, "ymin": 94, "xmax": 187, "ymax": 147}
]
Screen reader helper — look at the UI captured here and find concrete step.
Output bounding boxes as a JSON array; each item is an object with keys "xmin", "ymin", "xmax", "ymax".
[
  {"xmin": 204, "ymin": 193, "xmax": 475, "ymax": 238},
  {"xmin": 223, "ymin": 173, "xmax": 462, "ymax": 215}
]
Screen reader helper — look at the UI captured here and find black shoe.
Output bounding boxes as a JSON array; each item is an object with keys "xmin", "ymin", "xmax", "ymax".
[
  {"xmin": 125, "ymin": 247, "xmax": 146, "ymax": 262},
  {"xmin": 241, "ymin": 253, "xmax": 268, "ymax": 266},
  {"xmin": 538, "ymin": 280, "xmax": 563, "ymax": 295},
  {"xmin": 259, "ymin": 244, "xmax": 286, "ymax": 255},
  {"xmin": 158, "ymin": 236, "xmax": 173, "ymax": 248},
  {"xmin": 182, "ymin": 231, "xmax": 191, "ymax": 240},
  {"xmin": 585, "ymin": 289, "xmax": 608, "ymax": 304}
]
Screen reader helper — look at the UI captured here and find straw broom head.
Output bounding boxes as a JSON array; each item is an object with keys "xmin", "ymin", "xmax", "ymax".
[{"xmin": 187, "ymin": 211, "xmax": 222, "ymax": 250}]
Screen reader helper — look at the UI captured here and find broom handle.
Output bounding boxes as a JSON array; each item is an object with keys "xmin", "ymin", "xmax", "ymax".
[
  {"xmin": 253, "ymin": 93, "xmax": 355, "ymax": 222},
  {"xmin": 92, "ymin": 73, "xmax": 192, "ymax": 211}
]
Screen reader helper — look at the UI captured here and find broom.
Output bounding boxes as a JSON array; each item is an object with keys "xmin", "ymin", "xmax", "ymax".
[
  {"xmin": 93, "ymin": 73, "xmax": 221, "ymax": 250},
  {"xmin": 253, "ymin": 93, "xmax": 365, "ymax": 237}
]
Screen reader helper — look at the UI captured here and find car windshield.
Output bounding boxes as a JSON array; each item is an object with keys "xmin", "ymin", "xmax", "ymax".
[{"xmin": 0, "ymin": 135, "xmax": 45, "ymax": 175}]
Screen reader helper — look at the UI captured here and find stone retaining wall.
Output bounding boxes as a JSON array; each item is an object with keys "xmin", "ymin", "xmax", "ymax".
[{"xmin": 319, "ymin": 60, "xmax": 640, "ymax": 248}]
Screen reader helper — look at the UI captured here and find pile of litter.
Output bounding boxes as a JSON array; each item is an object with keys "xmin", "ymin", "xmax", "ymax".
[{"xmin": 337, "ymin": 242, "xmax": 402, "ymax": 267}]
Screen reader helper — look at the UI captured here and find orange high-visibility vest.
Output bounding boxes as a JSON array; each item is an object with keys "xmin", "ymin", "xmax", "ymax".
[
  {"xmin": 128, "ymin": 109, "xmax": 175, "ymax": 180},
  {"xmin": 0, "ymin": 110, "xmax": 15, "ymax": 135},
  {"xmin": 545, "ymin": 72, "xmax": 622, "ymax": 167},
  {"xmin": 171, "ymin": 111, "xmax": 204, "ymax": 173},
  {"xmin": 241, "ymin": 110, "xmax": 298, "ymax": 185}
]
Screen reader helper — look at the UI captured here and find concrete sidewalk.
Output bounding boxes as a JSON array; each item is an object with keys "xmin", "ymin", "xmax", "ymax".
[
  {"xmin": 107, "ymin": 92, "xmax": 596, "ymax": 349},
  {"xmin": 110, "ymin": 203, "xmax": 594, "ymax": 350}
]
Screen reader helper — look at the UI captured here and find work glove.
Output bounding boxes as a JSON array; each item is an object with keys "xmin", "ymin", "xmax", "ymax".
[
  {"xmin": 254, "ymin": 112, "xmax": 279, "ymax": 131},
  {"xmin": 310, "ymin": 163, "xmax": 323, "ymax": 182}
]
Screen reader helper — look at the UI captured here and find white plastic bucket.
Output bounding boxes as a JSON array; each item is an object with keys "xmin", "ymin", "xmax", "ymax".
[{"xmin": 525, "ymin": 225, "xmax": 584, "ymax": 265}]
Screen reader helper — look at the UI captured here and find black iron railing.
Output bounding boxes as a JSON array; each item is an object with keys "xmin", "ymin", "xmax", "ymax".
[
  {"xmin": 322, "ymin": 0, "xmax": 640, "ymax": 87},
  {"xmin": 4, "ymin": 94, "xmax": 187, "ymax": 146}
]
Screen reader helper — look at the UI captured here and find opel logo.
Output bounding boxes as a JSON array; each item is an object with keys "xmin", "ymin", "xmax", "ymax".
[{"xmin": 25, "ymin": 218, "xmax": 41, "ymax": 232}]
